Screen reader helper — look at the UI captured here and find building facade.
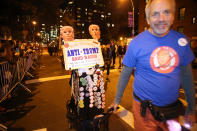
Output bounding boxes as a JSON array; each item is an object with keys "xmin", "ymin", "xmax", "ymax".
[{"xmin": 59, "ymin": 0, "xmax": 114, "ymax": 42}]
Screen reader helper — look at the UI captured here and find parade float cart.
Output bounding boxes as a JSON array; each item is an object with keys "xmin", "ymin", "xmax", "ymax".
[{"xmin": 62, "ymin": 38, "xmax": 113, "ymax": 130}]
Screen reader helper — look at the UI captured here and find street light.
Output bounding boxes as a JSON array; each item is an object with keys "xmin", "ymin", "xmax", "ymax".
[
  {"xmin": 32, "ymin": 21, "xmax": 37, "ymax": 26},
  {"xmin": 32, "ymin": 21, "xmax": 37, "ymax": 42},
  {"xmin": 37, "ymin": 32, "xmax": 41, "ymax": 37}
]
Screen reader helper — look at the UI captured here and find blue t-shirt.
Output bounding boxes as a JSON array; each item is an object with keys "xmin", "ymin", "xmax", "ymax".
[{"xmin": 123, "ymin": 30, "xmax": 195, "ymax": 106}]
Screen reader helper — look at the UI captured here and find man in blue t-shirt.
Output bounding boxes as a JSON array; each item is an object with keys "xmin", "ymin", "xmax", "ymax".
[{"xmin": 111, "ymin": 0, "xmax": 196, "ymax": 130}]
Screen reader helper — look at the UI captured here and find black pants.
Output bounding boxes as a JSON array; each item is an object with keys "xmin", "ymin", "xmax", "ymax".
[{"xmin": 112, "ymin": 53, "xmax": 116, "ymax": 66}]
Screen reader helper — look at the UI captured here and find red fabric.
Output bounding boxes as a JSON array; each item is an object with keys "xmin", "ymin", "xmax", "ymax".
[{"xmin": 132, "ymin": 99, "xmax": 169, "ymax": 131}]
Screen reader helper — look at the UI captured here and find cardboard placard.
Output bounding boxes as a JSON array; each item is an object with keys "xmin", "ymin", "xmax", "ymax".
[{"xmin": 63, "ymin": 39, "xmax": 104, "ymax": 70}]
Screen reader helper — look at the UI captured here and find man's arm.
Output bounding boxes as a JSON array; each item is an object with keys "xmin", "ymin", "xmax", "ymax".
[
  {"xmin": 180, "ymin": 64, "xmax": 195, "ymax": 114},
  {"xmin": 180, "ymin": 64, "xmax": 196, "ymax": 125},
  {"xmin": 114, "ymin": 65, "xmax": 133, "ymax": 104}
]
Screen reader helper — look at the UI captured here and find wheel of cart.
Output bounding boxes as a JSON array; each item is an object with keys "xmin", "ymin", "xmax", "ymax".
[{"xmin": 66, "ymin": 98, "xmax": 117, "ymax": 131}]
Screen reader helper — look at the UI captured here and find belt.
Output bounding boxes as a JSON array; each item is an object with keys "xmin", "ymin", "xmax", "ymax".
[{"xmin": 133, "ymin": 92, "xmax": 154, "ymax": 117}]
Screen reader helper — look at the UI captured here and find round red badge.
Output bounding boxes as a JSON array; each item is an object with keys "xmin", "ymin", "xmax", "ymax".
[{"xmin": 150, "ymin": 46, "xmax": 179, "ymax": 73}]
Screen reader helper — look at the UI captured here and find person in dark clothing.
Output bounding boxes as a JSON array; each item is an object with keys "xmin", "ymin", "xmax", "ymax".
[
  {"xmin": 105, "ymin": 44, "xmax": 111, "ymax": 81},
  {"xmin": 117, "ymin": 44, "xmax": 124, "ymax": 69},
  {"xmin": 110, "ymin": 41, "xmax": 116, "ymax": 68}
]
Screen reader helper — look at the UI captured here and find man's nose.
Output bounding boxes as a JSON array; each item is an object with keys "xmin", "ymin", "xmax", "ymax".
[{"xmin": 159, "ymin": 13, "xmax": 165, "ymax": 21}]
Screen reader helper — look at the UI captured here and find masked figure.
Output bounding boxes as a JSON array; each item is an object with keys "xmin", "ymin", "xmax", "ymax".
[
  {"xmin": 60, "ymin": 26, "xmax": 74, "ymax": 42},
  {"xmin": 89, "ymin": 24, "xmax": 100, "ymax": 40}
]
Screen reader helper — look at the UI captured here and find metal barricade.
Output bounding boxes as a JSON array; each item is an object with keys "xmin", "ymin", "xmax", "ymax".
[
  {"xmin": 0, "ymin": 60, "xmax": 19, "ymax": 101},
  {"xmin": 0, "ymin": 61, "xmax": 15, "ymax": 103},
  {"xmin": 0, "ymin": 50, "xmax": 41, "ymax": 130},
  {"xmin": 0, "ymin": 56, "xmax": 32, "ymax": 104},
  {"xmin": 0, "ymin": 61, "xmax": 17, "ymax": 131},
  {"xmin": 16, "ymin": 57, "xmax": 31, "ymax": 93},
  {"xmin": 25, "ymin": 54, "xmax": 34, "ymax": 77},
  {"xmin": 0, "ymin": 51, "xmax": 41, "ymax": 130},
  {"xmin": 0, "ymin": 124, "xmax": 7, "ymax": 131}
]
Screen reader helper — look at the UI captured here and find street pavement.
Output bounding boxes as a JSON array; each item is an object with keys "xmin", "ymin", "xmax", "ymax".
[
  {"xmin": 0, "ymin": 50, "xmax": 133, "ymax": 131},
  {"xmin": 0, "ymin": 49, "xmax": 197, "ymax": 131}
]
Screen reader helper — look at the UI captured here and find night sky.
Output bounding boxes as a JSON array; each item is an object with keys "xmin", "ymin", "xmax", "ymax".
[
  {"xmin": 0, "ymin": 0, "xmax": 131, "ymax": 30},
  {"xmin": 0, "ymin": 0, "xmax": 65, "ymax": 25}
]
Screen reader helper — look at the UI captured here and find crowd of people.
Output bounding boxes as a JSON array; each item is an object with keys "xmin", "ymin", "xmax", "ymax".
[
  {"xmin": 101, "ymin": 41, "xmax": 127, "ymax": 80},
  {"xmin": 0, "ymin": 39, "xmax": 41, "ymax": 108},
  {"xmin": 0, "ymin": 40, "xmax": 40, "ymax": 64}
]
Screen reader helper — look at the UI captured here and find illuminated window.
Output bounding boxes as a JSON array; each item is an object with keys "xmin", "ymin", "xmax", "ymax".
[
  {"xmin": 192, "ymin": 17, "xmax": 196, "ymax": 24},
  {"xmin": 178, "ymin": 8, "xmax": 185, "ymax": 20},
  {"xmin": 108, "ymin": 12, "xmax": 111, "ymax": 16},
  {"xmin": 107, "ymin": 23, "xmax": 110, "ymax": 27},
  {"xmin": 93, "ymin": 10, "xmax": 97, "ymax": 13},
  {"xmin": 77, "ymin": 15, "xmax": 81, "ymax": 18},
  {"xmin": 68, "ymin": 1, "xmax": 73, "ymax": 4},
  {"xmin": 177, "ymin": 26, "xmax": 184, "ymax": 33}
]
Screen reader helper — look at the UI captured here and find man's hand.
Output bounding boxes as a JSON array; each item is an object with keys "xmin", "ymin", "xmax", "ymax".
[{"xmin": 184, "ymin": 113, "xmax": 196, "ymax": 127}]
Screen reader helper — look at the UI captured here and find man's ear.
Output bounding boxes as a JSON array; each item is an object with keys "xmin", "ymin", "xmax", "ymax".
[{"xmin": 146, "ymin": 18, "xmax": 150, "ymax": 25}]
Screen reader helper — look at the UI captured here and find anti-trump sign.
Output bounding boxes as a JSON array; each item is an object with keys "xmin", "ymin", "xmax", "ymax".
[{"xmin": 62, "ymin": 39, "xmax": 104, "ymax": 70}]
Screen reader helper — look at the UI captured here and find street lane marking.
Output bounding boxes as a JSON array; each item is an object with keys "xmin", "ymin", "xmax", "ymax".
[
  {"xmin": 117, "ymin": 100, "xmax": 196, "ymax": 130},
  {"xmin": 25, "ymin": 75, "xmax": 71, "ymax": 84},
  {"xmin": 25, "ymin": 69, "xmax": 119, "ymax": 84},
  {"xmin": 116, "ymin": 105, "xmax": 134, "ymax": 129},
  {"xmin": 33, "ymin": 128, "xmax": 47, "ymax": 131}
]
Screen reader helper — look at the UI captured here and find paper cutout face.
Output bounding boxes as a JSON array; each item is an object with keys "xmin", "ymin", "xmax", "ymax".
[
  {"xmin": 157, "ymin": 49, "xmax": 171, "ymax": 68},
  {"xmin": 89, "ymin": 24, "xmax": 100, "ymax": 40},
  {"xmin": 60, "ymin": 26, "xmax": 74, "ymax": 41}
]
